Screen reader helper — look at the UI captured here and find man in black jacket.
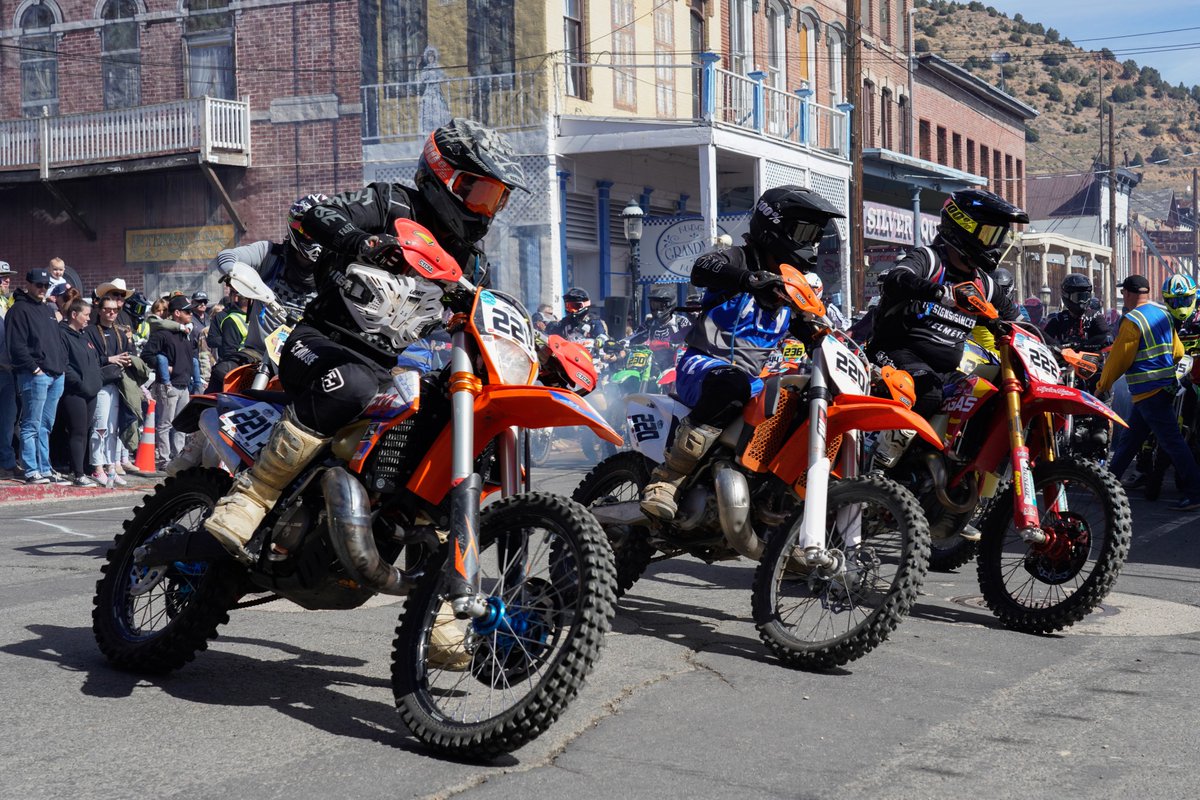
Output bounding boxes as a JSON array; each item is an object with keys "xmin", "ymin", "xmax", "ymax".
[
  {"xmin": 7, "ymin": 269, "xmax": 68, "ymax": 483},
  {"xmin": 141, "ymin": 295, "xmax": 196, "ymax": 467},
  {"xmin": 1043, "ymin": 273, "xmax": 1111, "ymax": 351}
]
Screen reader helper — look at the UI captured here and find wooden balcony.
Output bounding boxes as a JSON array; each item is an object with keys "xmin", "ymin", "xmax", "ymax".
[{"xmin": 0, "ymin": 96, "xmax": 251, "ymax": 181}]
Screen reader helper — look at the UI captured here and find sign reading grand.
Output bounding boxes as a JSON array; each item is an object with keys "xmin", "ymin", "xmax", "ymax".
[
  {"xmin": 126, "ymin": 225, "xmax": 236, "ymax": 263},
  {"xmin": 863, "ymin": 201, "xmax": 939, "ymax": 246},
  {"xmin": 646, "ymin": 214, "xmax": 751, "ymax": 280}
]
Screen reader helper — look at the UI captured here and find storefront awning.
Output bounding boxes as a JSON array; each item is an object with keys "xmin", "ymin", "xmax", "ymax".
[{"xmin": 862, "ymin": 148, "xmax": 987, "ymax": 192}]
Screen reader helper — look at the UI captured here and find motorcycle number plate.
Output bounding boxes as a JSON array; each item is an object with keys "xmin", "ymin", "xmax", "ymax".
[
  {"xmin": 821, "ymin": 336, "xmax": 870, "ymax": 397},
  {"xmin": 217, "ymin": 402, "xmax": 282, "ymax": 459},
  {"xmin": 625, "ymin": 400, "xmax": 671, "ymax": 464},
  {"xmin": 782, "ymin": 342, "xmax": 806, "ymax": 361},
  {"xmin": 627, "ymin": 352, "xmax": 650, "ymax": 369},
  {"xmin": 1012, "ymin": 332, "xmax": 1061, "ymax": 385}
]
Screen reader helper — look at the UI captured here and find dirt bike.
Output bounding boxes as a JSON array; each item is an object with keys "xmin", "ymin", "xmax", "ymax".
[
  {"xmin": 92, "ymin": 219, "xmax": 621, "ymax": 758},
  {"xmin": 574, "ymin": 267, "xmax": 937, "ymax": 669},
  {"xmin": 1054, "ymin": 346, "xmax": 1111, "ymax": 464},
  {"xmin": 1143, "ymin": 354, "xmax": 1200, "ymax": 501},
  {"xmin": 877, "ymin": 282, "xmax": 1132, "ymax": 633}
]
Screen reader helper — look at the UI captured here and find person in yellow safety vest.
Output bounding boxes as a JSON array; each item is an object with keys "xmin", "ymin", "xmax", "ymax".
[
  {"xmin": 1097, "ymin": 274, "xmax": 1200, "ymax": 512},
  {"xmin": 215, "ymin": 292, "xmax": 249, "ymax": 360}
]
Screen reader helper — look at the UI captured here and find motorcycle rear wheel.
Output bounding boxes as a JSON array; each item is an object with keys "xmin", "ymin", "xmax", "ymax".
[
  {"xmin": 573, "ymin": 451, "xmax": 657, "ymax": 598},
  {"xmin": 976, "ymin": 459, "xmax": 1132, "ymax": 634},
  {"xmin": 391, "ymin": 492, "xmax": 616, "ymax": 758},
  {"xmin": 751, "ymin": 475, "xmax": 930, "ymax": 670},
  {"xmin": 92, "ymin": 468, "xmax": 241, "ymax": 673}
]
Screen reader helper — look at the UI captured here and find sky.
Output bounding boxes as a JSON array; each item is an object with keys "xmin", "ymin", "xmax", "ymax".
[{"xmin": 988, "ymin": 0, "xmax": 1200, "ymax": 88}]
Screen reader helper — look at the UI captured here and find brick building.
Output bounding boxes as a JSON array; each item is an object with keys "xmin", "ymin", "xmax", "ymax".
[{"xmin": 0, "ymin": 0, "xmax": 362, "ymax": 298}]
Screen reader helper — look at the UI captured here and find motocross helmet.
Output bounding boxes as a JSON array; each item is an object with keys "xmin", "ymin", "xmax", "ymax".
[
  {"xmin": 1162, "ymin": 272, "xmax": 1198, "ymax": 323},
  {"xmin": 803, "ymin": 271, "xmax": 824, "ymax": 299},
  {"xmin": 938, "ymin": 189, "xmax": 1029, "ymax": 274},
  {"xmin": 748, "ymin": 185, "xmax": 845, "ymax": 271},
  {"xmin": 1061, "ymin": 273, "xmax": 1093, "ymax": 317},
  {"xmin": 124, "ymin": 291, "xmax": 149, "ymax": 322},
  {"xmin": 992, "ymin": 267, "xmax": 1015, "ymax": 302},
  {"xmin": 414, "ymin": 118, "xmax": 528, "ymax": 249},
  {"xmin": 563, "ymin": 287, "xmax": 590, "ymax": 317},
  {"xmin": 287, "ymin": 193, "xmax": 329, "ymax": 263},
  {"xmin": 648, "ymin": 284, "xmax": 676, "ymax": 323}
]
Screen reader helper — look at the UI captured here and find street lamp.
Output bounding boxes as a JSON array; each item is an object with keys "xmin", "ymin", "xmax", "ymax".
[{"xmin": 622, "ymin": 199, "xmax": 645, "ymax": 318}]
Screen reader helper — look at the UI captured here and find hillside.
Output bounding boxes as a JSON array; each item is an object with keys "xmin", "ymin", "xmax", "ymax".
[{"xmin": 912, "ymin": 0, "xmax": 1200, "ymax": 192}]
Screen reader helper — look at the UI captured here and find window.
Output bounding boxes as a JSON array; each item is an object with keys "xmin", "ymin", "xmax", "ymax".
[
  {"xmin": 952, "ymin": 132, "xmax": 962, "ymax": 170},
  {"xmin": 967, "ymin": 138, "xmax": 976, "ymax": 173},
  {"xmin": 918, "ymin": 118, "xmax": 931, "ymax": 161},
  {"xmin": 101, "ymin": 0, "xmax": 140, "ymax": 109},
  {"xmin": 690, "ymin": 5, "xmax": 705, "ymax": 117},
  {"xmin": 880, "ymin": 88, "xmax": 893, "ymax": 150},
  {"xmin": 863, "ymin": 80, "xmax": 876, "ymax": 147},
  {"xmin": 185, "ymin": 0, "xmax": 234, "ymax": 99},
  {"xmin": 382, "ymin": 0, "xmax": 426, "ymax": 84},
  {"xmin": 798, "ymin": 15, "xmax": 817, "ymax": 90},
  {"xmin": 827, "ymin": 28, "xmax": 845, "ymax": 106},
  {"xmin": 936, "ymin": 124, "xmax": 947, "ymax": 165},
  {"xmin": 612, "ymin": 0, "xmax": 636, "ymax": 109},
  {"xmin": 565, "ymin": 0, "xmax": 587, "ymax": 97},
  {"xmin": 879, "ymin": 0, "xmax": 891, "ymax": 44},
  {"xmin": 468, "ymin": 0, "xmax": 514, "ymax": 77},
  {"xmin": 729, "ymin": 0, "xmax": 752, "ymax": 75},
  {"xmin": 20, "ymin": 4, "xmax": 58, "ymax": 117},
  {"xmin": 1005, "ymin": 154, "xmax": 1014, "ymax": 202},
  {"xmin": 766, "ymin": 2, "xmax": 786, "ymax": 89},
  {"xmin": 654, "ymin": 2, "xmax": 675, "ymax": 115},
  {"xmin": 980, "ymin": 144, "xmax": 990, "ymax": 180},
  {"xmin": 860, "ymin": 0, "xmax": 871, "ymax": 33},
  {"xmin": 1016, "ymin": 158, "xmax": 1024, "ymax": 208},
  {"xmin": 993, "ymin": 150, "xmax": 1002, "ymax": 194},
  {"xmin": 898, "ymin": 94, "xmax": 908, "ymax": 152}
]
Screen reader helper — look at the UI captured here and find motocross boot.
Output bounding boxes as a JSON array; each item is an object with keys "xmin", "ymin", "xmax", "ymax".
[
  {"xmin": 205, "ymin": 408, "xmax": 329, "ymax": 564},
  {"xmin": 640, "ymin": 419, "xmax": 723, "ymax": 521},
  {"xmin": 427, "ymin": 600, "xmax": 472, "ymax": 671}
]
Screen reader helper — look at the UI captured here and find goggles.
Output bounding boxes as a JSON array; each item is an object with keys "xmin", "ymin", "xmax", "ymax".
[
  {"xmin": 565, "ymin": 301, "xmax": 587, "ymax": 313},
  {"xmin": 788, "ymin": 220, "xmax": 825, "ymax": 246},
  {"xmin": 1063, "ymin": 289, "xmax": 1092, "ymax": 306},
  {"xmin": 1164, "ymin": 294, "xmax": 1196, "ymax": 309},
  {"xmin": 423, "ymin": 138, "xmax": 512, "ymax": 217}
]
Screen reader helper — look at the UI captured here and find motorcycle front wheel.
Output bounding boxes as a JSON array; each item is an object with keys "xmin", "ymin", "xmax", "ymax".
[
  {"xmin": 391, "ymin": 492, "xmax": 616, "ymax": 758},
  {"xmin": 751, "ymin": 475, "xmax": 930, "ymax": 670},
  {"xmin": 976, "ymin": 459, "xmax": 1132, "ymax": 634},
  {"xmin": 92, "ymin": 468, "xmax": 241, "ymax": 673},
  {"xmin": 573, "ymin": 451, "xmax": 657, "ymax": 598}
]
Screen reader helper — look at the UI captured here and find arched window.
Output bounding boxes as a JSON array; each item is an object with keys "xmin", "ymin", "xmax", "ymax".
[
  {"xmin": 20, "ymin": 4, "xmax": 58, "ymax": 117},
  {"xmin": 468, "ymin": 0, "xmax": 514, "ymax": 78},
  {"xmin": 797, "ymin": 12, "xmax": 818, "ymax": 92},
  {"xmin": 827, "ymin": 27, "xmax": 845, "ymax": 106},
  {"xmin": 101, "ymin": 0, "xmax": 139, "ymax": 109},
  {"xmin": 729, "ymin": 0, "xmax": 752, "ymax": 76},
  {"xmin": 766, "ymin": 2, "xmax": 786, "ymax": 89},
  {"xmin": 184, "ymin": 0, "xmax": 234, "ymax": 99},
  {"xmin": 859, "ymin": 0, "xmax": 871, "ymax": 34},
  {"xmin": 879, "ymin": 0, "xmax": 891, "ymax": 44},
  {"xmin": 690, "ymin": 4, "xmax": 705, "ymax": 117}
]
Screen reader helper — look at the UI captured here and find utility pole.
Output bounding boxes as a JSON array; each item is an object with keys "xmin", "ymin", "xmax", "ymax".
[
  {"xmin": 1193, "ymin": 167, "xmax": 1199, "ymax": 282},
  {"xmin": 1108, "ymin": 109, "xmax": 1118, "ymax": 307},
  {"xmin": 846, "ymin": 0, "xmax": 864, "ymax": 308}
]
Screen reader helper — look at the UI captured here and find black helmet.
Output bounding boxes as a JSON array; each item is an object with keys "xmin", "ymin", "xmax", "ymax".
[
  {"xmin": 287, "ymin": 193, "xmax": 329, "ymax": 262},
  {"xmin": 1061, "ymin": 272, "xmax": 1093, "ymax": 316},
  {"xmin": 414, "ymin": 118, "xmax": 528, "ymax": 250},
  {"xmin": 563, "ymin": 287, "xmax": 590, "ymax": 316},
  {"xmin": 992, "ymin": 267, "xmax": 1014, "ymax": 302},
  {"xmin": 125, "ymin": 291, "xmax": 148, "ymax": 319},
  {"xmin": 938, "ymin": 189, "xmax": 1029, "ymax": 273},
  {"xmin": 748, "ymin": 185, "xmax": 845, "ymax": 270},
  {"xmin": 648, "ymin": 284, "xmax": 676, "ymax": 322}
]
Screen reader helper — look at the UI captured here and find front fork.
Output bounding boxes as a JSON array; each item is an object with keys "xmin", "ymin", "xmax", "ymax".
[
  {"xmin": 446, "ymin": 330, "xmax": 488, "ymax": 618},
  {"xmin": 796, "ymin": 349, "xmax": 855, "ymax": 572},
  {"xmin": 999, "ymin": 348, "xmax": 1047, "ymax": 544}
]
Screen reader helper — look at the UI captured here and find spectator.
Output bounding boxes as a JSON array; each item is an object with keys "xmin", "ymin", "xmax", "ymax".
[
  {"xmin": 7, "ymin": 269, "xmax": 67, "ymax": 484},
  {"xmin": 47, "ymin": 257, "xmax": 68, "ymax": 298},
  {"xmin": 0, "ymin": 263, "xmax": 16, "ymax": 480},
  {"xmin": 87, "ymin": 292, "xmax": 136, "ymax": 485},
  {"xmin": 533, "ymin": 303, "xmax": 557, "ymax": 332},
  {"xmin": 51, "ymin": 284, "xmax": 80, "ymax": 322},
  {"xmin": 120, "ymin": 291, "xmax": 150, "ymax": 342},
  {"xmin": 1097, "ymin": 274, "xmax": 1200, "ymax": 512},
  {"xmin": 216, "ymin": 290, "xmax": 249, "ymax": 361},
  {"xmin": 141, "ymin": 295, "xmax": 197, "ymax": 467},
  {"xmin": 58, "ymin": 299, "xmax": 103, "ymax": 486}
]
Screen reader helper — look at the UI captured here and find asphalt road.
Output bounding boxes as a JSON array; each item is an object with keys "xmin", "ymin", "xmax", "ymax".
[{"xmin": 2, "ymin": 451, "xmax": 1200, "ymax": 800}]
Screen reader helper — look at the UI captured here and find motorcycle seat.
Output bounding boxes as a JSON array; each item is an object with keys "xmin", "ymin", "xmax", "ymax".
[{"xmin": 237, "ymin": 388, "xmax": 290, "ymax": 406}]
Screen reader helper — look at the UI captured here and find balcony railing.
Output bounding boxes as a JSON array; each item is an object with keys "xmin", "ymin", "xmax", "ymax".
[
  {"xmin": 0, "ymin": 96, "xmax": 251, "ymax": 175},
  {"xmin": 362, "ymin": 71, "xmax": 545, "ymax": 143}
]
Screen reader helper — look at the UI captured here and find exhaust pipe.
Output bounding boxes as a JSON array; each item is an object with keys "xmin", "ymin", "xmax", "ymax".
[
  {"xmin": 923, "ymin": 453, "xmax": 979, "ymax": 514},
  {"xmin": 713, "ymin": 461, "xmax": 765, "ymax": 560},
  {"xmin": 323, "ymin": 467, "xmax": 414, "ymax": 596}
]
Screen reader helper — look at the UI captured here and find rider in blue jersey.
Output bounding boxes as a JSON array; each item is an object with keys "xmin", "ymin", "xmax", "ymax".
[{"xmin": 640, "ymin": 185, "xmax": 845, "ymax": 521}]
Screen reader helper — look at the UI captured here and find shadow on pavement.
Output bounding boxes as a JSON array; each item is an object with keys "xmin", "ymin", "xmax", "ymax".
[
  {"xmin": 14, "ymin": 539, "xmax": 111, "ymax": 559},
  {"xmin": 0, "ymin": 623, "xmax": 517, "ymax": 764}
]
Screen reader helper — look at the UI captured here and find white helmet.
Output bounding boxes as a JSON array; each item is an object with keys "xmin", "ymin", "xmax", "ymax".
[{"xmin": 803, "ymin": 271, "xmax": 824, "ymax": 299}]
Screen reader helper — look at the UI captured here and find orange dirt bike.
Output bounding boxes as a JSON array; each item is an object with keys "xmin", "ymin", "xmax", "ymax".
[
  {"xmin": 875, "ymin": 282, "xmax": 1132, "ymax": 633},
  {"xmin": 92, "ymin": 219, "xmax": 620, "ymax": 758},
  {"xmin": 575, "ymin": 267, "xmax": 938, "ymax": 669}
]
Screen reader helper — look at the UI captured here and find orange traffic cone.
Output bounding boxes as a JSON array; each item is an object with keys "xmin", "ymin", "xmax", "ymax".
[{"xmin": 134, "ymin": 399, "xmax": 158, "ymax": 473}]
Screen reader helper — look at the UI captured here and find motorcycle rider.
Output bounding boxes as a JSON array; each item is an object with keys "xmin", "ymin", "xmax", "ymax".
[
  {"xmin": 205, "ymin": 118, "xmax": 527, "ymax": 563},
  {"xmin": 867, "ymin": 189, "xmax": 1027, "ymax": 418},
  {"xmin": 640, "ymin": 185, "xmax": 845, "ymax": 521},
  {"xmin": 1043, "ymin": 273, "xmax": 1111, "ymax": 351},
  {"xmin": 550, "ymin": 287, "xmax": 609, "ymax": 343},
  {"xmin": 205, "ymin": 193, "xmax": 330, "ymax": 391},
  {"xmin": 1163, "ymin": 273, "xmax": 1200, "ymax": 353},
  {"xmin": 627, "ymin": 284, "xmax": 691, "ymax": 372}
]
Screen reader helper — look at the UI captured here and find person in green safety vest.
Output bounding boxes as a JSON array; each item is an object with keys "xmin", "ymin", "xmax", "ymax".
[{"xmin": 1098, "ymin": 274, "xmax": 1200, "ymax": 512}]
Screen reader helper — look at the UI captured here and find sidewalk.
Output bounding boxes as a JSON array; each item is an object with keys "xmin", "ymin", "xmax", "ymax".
[{"xmin": 0, "ymin": 471, "xmax": 163, "ymax": 508}]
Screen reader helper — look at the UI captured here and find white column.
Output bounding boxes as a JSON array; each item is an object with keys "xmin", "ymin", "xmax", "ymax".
[{"xmin": 699, "ymin": 142, "xmax": 719, "ymax": 247}]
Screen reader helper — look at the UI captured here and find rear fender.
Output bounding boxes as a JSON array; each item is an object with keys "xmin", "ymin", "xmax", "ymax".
[
  {"xmin": 1023, "ymin": 383, "xmax": 1127, "ymax": 428},
  {"xmin": 767, "ymin": 395, "xmax": 943, "ymax": 486},
  {"xmin": 406, "ymin": 385, "xmax": 620, "ymax": 504},
  {"xmin": 173, "ymin": 394, "xmax": 216, "ymax": 434}
]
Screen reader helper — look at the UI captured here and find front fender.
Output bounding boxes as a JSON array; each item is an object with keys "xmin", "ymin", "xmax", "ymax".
[
  {"xmin": 608, "ymin": 369, "xmax": 642, "ymax": 385},
  {"xmin": 767, "ymin": 395, "xmax": 943, "ymax": 486},
  {"xmin": 405, "ymin": 385, "xmax": 621, "ymax": 504},
  {"xmin": 1023, "ymin": 383, "xmax": 1128, "ymax": 428}
]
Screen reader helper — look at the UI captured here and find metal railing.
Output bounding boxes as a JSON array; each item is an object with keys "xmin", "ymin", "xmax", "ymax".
[
  {"xmin": 0, "ymin": 96, "xmax": 251, "ymax": 174},
  {"xmin": 362, "ymin": 71, "xmax": 545, "ymax": 142}
]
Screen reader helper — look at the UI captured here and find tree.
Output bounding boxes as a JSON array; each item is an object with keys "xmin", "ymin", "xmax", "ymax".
[
  {"xmin": 1025, "ymin": 126, "xmax": 1040, "ymax": 143},
  {"xmin": 1100, "ymin": 48, "xmax": 1116, "ymax": 61},
  {"xmin": 1121, "ymin": 60, "xmax": 1139, "ymax": 80},
  {"xmin": 1046, "ymin": 27, "xmax": 1060, "ymax": 43},
  {"xmin": 915, "ymin": 38, "xmax": 931, "ymax": 53},
  {"xmin": 1149, "ymin": 144, "xmax": 1170, "ymax": 163},
  {"xmin": 1110, "ymin": 85, "xmax": 1137, "ymax": 103},
  {"xmin": 1041, "ymin": 51, "xmax": 1066, "ymax": 67},
  {"xmin": 1130, "ymin": 152, "xmax": 1144, "ymax": 167},
  {"xmin": 1140, "ymin": 121, "xmax": 1163, "ymax": 136},
  {"xmin": 1038, "ymin": 82, "xmax": 1063, "ymax": 102}
]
